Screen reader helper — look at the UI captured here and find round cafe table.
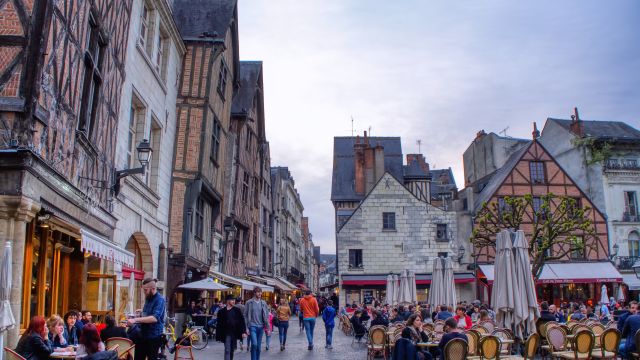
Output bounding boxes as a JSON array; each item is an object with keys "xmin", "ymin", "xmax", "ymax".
[
  {"xmin": 50, "ymin": 351, "xmax": 77, "ymax": 359},
  {"xmin": 416, "ymin": 342, "xmax": 439, "ymax": 348}
]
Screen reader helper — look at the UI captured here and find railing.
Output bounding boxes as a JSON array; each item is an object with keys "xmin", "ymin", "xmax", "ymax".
[
  {"xmin": 623, "ymin": 212, "xmax": 639, "ymax": 222},
  {"xmin": 605, "ymin": 160, "xmax": 640, "ymax": 170},
  {"xmin": 616, "ymin": 256, "xmax": 640, "ymax": 270}
]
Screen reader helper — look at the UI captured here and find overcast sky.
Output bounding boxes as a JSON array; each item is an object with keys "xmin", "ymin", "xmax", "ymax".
[{"xmin": 237, "ymin": 0, "xmax": 640, "ymax": 254}]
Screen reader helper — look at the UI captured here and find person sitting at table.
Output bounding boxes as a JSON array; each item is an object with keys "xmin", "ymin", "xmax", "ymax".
[
  {"xmin": 435, "ymin": 305, "xmax": 453, "ymax": 321},
  {"xmin": 100, "ymin": 315, "xmax": 127, "ymax": 342},
  {"xmin": 393, "ymin": 328, "xmax": 420, "ymax": 360},
  {"xmin": 350, "ymin": 310, "xmax": 368, "ymax": 342},
  {"xmin": 478, "ymin": 310, "xmax": 491, "ymax": 322},
  {"xmin": 15, "ymin": 316, "xmax": 54, "ymax": 360},
  {"xmin": 62, "ymin": 311, "xmax": 79, "ymax": 346},
  {"xmin": 47, "ymin": 315, "xmax": 73, "ymax": 350},
  {"xmin": 406, "ymin": 315, "xmax": 432, "ymax": 360},
  {"xmin": 77, "ymin": 323, "xmax": 118, "ymax": 360},
  {"xmin": 186, "ymin": 300, "xmax": 200, "ymax": 322},
  {"xmin": 453, "ymin": 306, "xmax": 472, "ymax": 330},
  {"xmin": 81, "ymin": 311, "xmax": 93, "ymax": 325},
  {"xmin": 370, "ymin": 310, "xmax": 389, "ymax": 327},
  {"xmin": 437, "ymin": 318, "xmax": 468, "ymax": 360}
]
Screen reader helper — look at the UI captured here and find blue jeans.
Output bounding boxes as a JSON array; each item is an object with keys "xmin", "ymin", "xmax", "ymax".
[
  {"xmin": 325, "ymin": 325, "xmax": 334, "ymax": 346},
  {"xmin": 278, "ymin": 321, "xmax": 289, "ymax": 345},
  {"xmin": 619, "ymin": 339, "xmax": 629, "ymax": 359},
  {"xmin": 249, "ymin": 326, "xmax": 264, "ymax": 360},
  {"xmin": 303, "ymin": 318, "xmax": 316, "ymax": 346}
]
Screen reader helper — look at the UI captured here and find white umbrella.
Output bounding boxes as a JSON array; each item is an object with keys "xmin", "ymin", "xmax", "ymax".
[
  {"xmin": 399, "ymin": 270, "xmax": 412, "ymax": 304},
  {"xmin": 618, "ymin": 286, "xmax": 626, "ymax": 303},
  {"xmin": 127, "ymin": 276, "xmax": 136, "ymax": 315},
  {"xmin": 443, "ymin": 257, "xmax": 457, "ymax": 308},
  {"xmin": 600, "ymin": 284, "xmax": 609, "ymax": 305},
  {"xmin": 392, "ymin": 274, "xmax": 400, "ymax": 305},
  {"xmin": 513, "ymin": 230, "xmax": 539, "ymax": 338},
  {"xmin": 385, "ymin": 274, "xmax": 395, "ymax": 305},
  {"xmin": 178, "ymin": 277, "xmax": 231, "ymax": 291},
  {"xmin": 408, "ymin": 270, "xmax": 417, "ymax": 303},
  {"xmin": 0, "ymin": 240, "xmax": 16, "ymax": 360},
  {"xmin": 492, "ymin": 230, "xmax": 518, "ymax": 332},
  {"xmin": 428, "ymin": 258, "xmax": 444, "ymax": 308}
]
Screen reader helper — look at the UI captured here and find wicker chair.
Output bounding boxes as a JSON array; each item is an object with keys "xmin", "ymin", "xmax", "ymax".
[
  {"xmin": 591, "ymin": 328, "xmax": 620, "ymax": 360},
  {"xmin": 557, "ymin": 330, "xmax": 594, "ymax": 360},
  {"xmin": 174, "ymin": 345, "xmax": 194, "ymax": 360},
  {"xmin": 630, "ymin": 329, "xmax": 640, "ymax": 360},
  {"xmin": 444, "ymin": 338, "xmax": 468, "ymax": 360},
  {"xmin": 504, "ymin": 333, "xmax": 539, "ymax": 360},
  {"xmin": 546, "ymin": 325, "xmax": 570, "ymax": 359},
  {"xmin": 106, "ymin": 338, "xmax": 134, "ymax": 359},
  {"xmin": 480, "ymin": 320, "xmax": 496, "ymax": 333},
  {"xmin": 4, "ymin": 348, "xmax": 26, "ymax": 360},
  {"xmin": 466, "ymin": 329, "xmax": 481, "ymax": 356},
  {"xmin": 423, "ymin": 323, "xmax": 435, "ymax": 333},
  {"xmin": 473, "ymin": 325, "xmax": 490, "ymax": 335},
  {"xmin": 572, "ymin": 324, "xmax": 591, "ymax": 335},
  {"xmin": 478, "ymin": 335, "xmax": 501, "ymax": 360},
  {"xmin": 368, "ymin": 326, "xmax": 388, "ymax": 360},
  {"xmin": 107, "ymin": 344, "xmax": 121, "ymax": 352},
  {"xmin": 434, "ymin": 321, "xmax": 445, "ymax": 333},
  {"xmin": 492, "ymin": 328, "xmax": 514, "ymax": 355},
  {"xmin": 591, "ymin": 324, "xmax": 606, "ymax": 348}
]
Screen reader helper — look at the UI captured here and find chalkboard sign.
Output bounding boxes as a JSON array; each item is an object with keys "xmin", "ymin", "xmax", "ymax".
[{"xmin": 363, "ymin": 290, "xmax": 374, "ymax": 304}]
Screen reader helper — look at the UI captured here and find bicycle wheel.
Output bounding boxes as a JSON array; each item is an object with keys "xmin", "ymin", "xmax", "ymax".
[
  {"xmin": 164, "ymin": 325, "xmax": 176, "ymax": 349},
  {"xmin": 190, "ymin": 328, "xmax": 208, "ymax": 350}
]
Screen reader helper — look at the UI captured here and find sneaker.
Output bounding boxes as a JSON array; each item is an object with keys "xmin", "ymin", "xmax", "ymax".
[
  {"xmin": 328, "ymin": 345, "xmax": 333, "ymax": 350},
  {"xmin": 308, "ymin": 345, "xmax": 313, "ymax": 350},
  {"xmin": 265, "ymin": 347, "xmax": 269, "ymax": 351},
  {"xmin": 280, "ymin": 345, "xmax": 284, "ymax": 351}
]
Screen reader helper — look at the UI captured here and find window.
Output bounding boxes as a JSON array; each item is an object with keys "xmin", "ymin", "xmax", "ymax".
[
  {"xmin": 529, "ymin": 161, "xmax": 546, "ymax": 184},
  {"xmin": 155, "ymin": 28, "xmax": 168, "ymax": 79},
  {"xmin": 193, "ymin": 197, "xmax": 204, "ymax": 241},
  {"xmin": 78, "ymin": 13, "xmax": 105, "ymax": 137},
  {"xmin": 253, "ymin": 224, "xmax": 258, "ymax": 255},
  {"xmin": 244, "ymin": 230, "xmax": 250, "ymax": 254},
  {"xmin": 348, "ymin": 249, "xmax": 363, "ymax": 269},
  {"xmin": 436, "ymin": 224, "xmax": 448, "ymax": 241},
  {"xmin": 242, "ymin": 173, "xmax": 250, "ymax": 204},
  {"xmin": 437, "ymin": 252, "xmax": 448, "ymax": 258},
  {"xmin": 629, "ymin": 231, "xmax": 640, "ymax": 258},
  {"xmin": 625, "ymin": 191, "xmax": 638, "ymax": 220},
  {"xmin": 245, "ymin": 130, "xmax": 252, "ymax": 151},
  {"xmin": 216, "ymin": 60, "xmax": 228, "ymax": 100},
  {"xmin": 532, "ymin": 197, "xmax": 544, "ymax": 223},
  {"xmin": 126, "ymin": 106, "xmax": 136, "ymax": 168},
  {"xmin": 382, "ymin": 212, "xmax": 396, "ymax": 230},
  {"xmin": 570, "ymin": 236, "xmax": 585, "ymax": 260},
  {"xmin": 232, "ymin": 233, "xmax": 240, "ymax": 259},
  {"xmin": 262, "ymin": 246, "xmax": 267, "ymax": 271},
  {"xmin": 139, "ymin": 3, "xmax": 154, "ymax": 56},
  {"xmin": 536, "ymin": 237, "xmax": 550, "ymax": 257},
  {"xmin": 566, "ymin": 197, "xmax": 581, "ymax": 219},
  {"xmin": 211, "ymin": 118, "xmax": 221, "ymax": 163},
  {"xmin": 497, "ymin": 197, "xmax": 512, "ymax": 220},
  {"xmin": 147, "ymin": 118, "xmax": 161, "ymax": 190}
]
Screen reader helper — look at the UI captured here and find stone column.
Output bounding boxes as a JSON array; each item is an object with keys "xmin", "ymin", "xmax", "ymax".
[{"xmin": 0, "ymin": 195, "xmax": 40, "ymax": 347}]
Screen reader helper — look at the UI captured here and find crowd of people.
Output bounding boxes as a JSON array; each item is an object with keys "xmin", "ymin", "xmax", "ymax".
[{"xmin": 12, "ymin": 278, "xmax": 166, "ymax": 360}]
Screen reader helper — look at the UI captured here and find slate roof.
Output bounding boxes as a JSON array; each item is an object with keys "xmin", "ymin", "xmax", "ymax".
[
  {"xmin": 331, "ymin": 137, "xmax": 404, "ymax": 201},
  {"xmin": 403, "ymin": 159, "xmax": 430, "ymax": 179},
  {"xmin": 548, "ymin": 118, "xmax": 640, "ymax": 142},
  {"xmin": 430, "ymin": 168, "xmax": 458, "ymax": 200},
  {"xmin": 232, "ymin": 61, "xmax": 262, "ymax": 115},
  {"xmin": 472, "ymin": 141, "xmax": 533, "ymax": 212},
  {"xmin": 172, "ymin": 0, "xmax": 237, "ymax": 38}
]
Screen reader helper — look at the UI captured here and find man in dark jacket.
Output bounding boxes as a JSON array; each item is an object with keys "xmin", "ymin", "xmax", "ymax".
[
  {"xmin": 393, "ymin": 328, "xmax": 419, "ymax": 360},
  {"xmin": 621, "ymin": 312, "xmax": 640, "ymax": 358},
  {"xmin": 539, "ymin": 302, "xmax": 556, "ymax": 322},
  {"xmin": 370, "ymin": 310, "xmax": 389, "ymax": 327},
  {"xmin": 618, "ymin": 301, "xmax": 638, "ymax": 333},
  {"xmin": 216, "ymin": 294, "xmax": 247, "ymax": 360},
  {"xmin": 436, "ymin": 305, "xmax": 453, "ymax": 321}
]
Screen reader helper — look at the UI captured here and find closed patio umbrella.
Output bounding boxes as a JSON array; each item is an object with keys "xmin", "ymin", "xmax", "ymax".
[
  {"xmin": 0, "ymin": 240, "xmax": 16, "ymax": 360},
  {"xmin": 127, "ymin": 276, "xmax": 136, "ymax": 316},
  {"xmin": 385, "ymin": 274, "xmax": 395, "ymax": 305},
  {"xmin": 492, "ymin": 230, "xmax": 518, "ymax": 332},
  {"xmin": 443, "ymin": 257, "xmax": 456, "ymax": 308},
  {"xmin": 408, "ymin": 270, "xmax": 417, "ymax": 304},
  {"xmin": 600, "ymin": 284, "xmax": 609, "ymax": 305},
  {"xmin": 513, "ymin": 230, "xmax": 539, "ymax": 338},
  {"xmin": 428, "ymin": 257, "xmax": 444, "ymax": 308},
  {"xmin": 398, "ymin": 270, "xmax": 411, "ymax": 304},
  {"xmin": 618, "ymin": 286, "xmax": 625, "ymax": 303}
]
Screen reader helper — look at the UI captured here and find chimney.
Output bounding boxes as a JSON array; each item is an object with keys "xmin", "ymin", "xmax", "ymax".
[
  {"xmin": 569, "ymin": 107, "xmax": 584, "ymax": 137},
  {"xmin": 532, "ymin": 122, "xmax": 540, "ymax": 140},
  {"xmin": 475, "ymin": 130, "xmax": 487, "ymax": 140},
  {"xmin": 406, "ymin": 154, "xmax": 430, "ymax": 173},
  {"xmin": 374, "ymin": 142, "xmax": 385, "ymax": 183},
  {"xmin": 354, "ymin": 133, "xmax": 367, "ymax": 195}
]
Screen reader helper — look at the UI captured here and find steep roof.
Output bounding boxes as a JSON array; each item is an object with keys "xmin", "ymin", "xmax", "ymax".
[
  {"xmin": 403, "ymin": 160, "xmax": 430, "ymax": 179},
  {"xmin": 331, "ymin": 137, "xmax": 404, "ymax": 201},
  {"xmin": 430, "ymin": 168, "xmax": 458, "ymax": 200},
  {"xmin": 232, "ymin": 61, "xmax": 262, "ymax": 115},
  {"xmin": 548, "ymin": 118, "xmax": 640, "ymax": 142},
  {"xmin": 172, "ymin": 0, "xmax": 237, "ymax": 38},
  {"xmin": 472, "ymin": 141, "xmax": 533, "ymax": 212}
]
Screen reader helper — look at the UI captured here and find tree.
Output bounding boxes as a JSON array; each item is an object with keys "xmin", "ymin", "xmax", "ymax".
[{"xmin": 470, "ymin": 193, "xmax": 599, "ymax": 280}]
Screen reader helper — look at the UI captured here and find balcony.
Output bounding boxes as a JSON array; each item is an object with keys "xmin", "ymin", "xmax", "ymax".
[
  {"xmin": 605, "ymin": 159, "xmax": 640, "ymax": 171},
  {"xmin": 616, "ymin": 256, "xmax": 640, "ymax": 270},
  {"xmin": 623, "ymin": 212, "xmax": 639, "ymax": 223}
]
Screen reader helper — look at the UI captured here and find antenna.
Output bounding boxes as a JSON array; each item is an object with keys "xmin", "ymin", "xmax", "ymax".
[
  {"xmin": 417, "ymin": 140, "xmax": 422, "ymax": 154},
  {"xmin": 368, "ymin": 126, "xmax": 372, "ymax": 136},
  {"xmin": 499, "ymin": 126, "xmax": 510, "ymax": 137},
  {"xmin": 351, "ymin": 116, "xmax": 354, "ymax": 137}
]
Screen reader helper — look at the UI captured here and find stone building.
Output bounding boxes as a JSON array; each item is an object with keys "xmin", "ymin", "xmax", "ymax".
[
  {"xmin": 259, "ymin": 141, "xmax": 274, "ymax": 277},
  {"xmin": 0, "ymin": 0, "xmax": 133, "ymax": 346},
  {"xmin": 113, "ymin": 0, "xmax": 185, "ymax": 313},
  {"xmin": 539, "ymin": 111, "xmax": 640, "ymax": 295},
  {"xmin": 167, "ymin": 0, "xmax": 239, "ymax": 309},
  {"xmin": 457, "ymin": 126, "xmax": 615, "ymax": 305},
  {"xmin": 222, "ymin": 61, "xmax": 265, "ymax": 277}
]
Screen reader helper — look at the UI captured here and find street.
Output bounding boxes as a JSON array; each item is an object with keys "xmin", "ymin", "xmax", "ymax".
[{"xmin": 194, "ymin": 317, "xmax": 366, "ymax": 360}]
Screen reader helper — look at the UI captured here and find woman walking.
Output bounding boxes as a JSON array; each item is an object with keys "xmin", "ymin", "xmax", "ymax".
[{"xmin": 276, "ymin": 298, "xmax": 291, "ymax": 351}]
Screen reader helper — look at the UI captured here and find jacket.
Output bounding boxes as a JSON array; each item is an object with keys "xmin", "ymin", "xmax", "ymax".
[
  {"xmin": 216, "ymin": 306, "xmax": 247, "ymax": 342},
  {"xmin": 436, "ymin": 311, "xmax": 453, "ymax": 321},
  {"xmin": 299, "ymin": 295, "xmax": 320, "ymax": 319},
  {"xmin": 276, "ymin": 305, "xmax": 291, "ymax": 321},
  {"xmin": 619, "ymin": 311, "xmax": 632, "ymax": 333},
  {"xmin": 350, "ymin": 316, "xmax": 367, "ymax": 336},
  {"xmin": 392, "ymin": 338, "xmax": 419, "ymax": 360},
  {"xmin": 84, "ymin": 350, "xmax": 119, "ymax": 360},
  {"xmin": 322, "ymin": 306, "xmax": 337, "ymax": 327},
  {"xmin": 539, "ymin": 310, "xmax": 556, "ymax": 322},
  {"xmin": 453, "ymin": 314, "xmax": 472, "ymax": 330},
  {"xmin": 244, "ymin": 298, "xmax": 270, "ymax": 328},
  {"xmin": 14, "ymin": 332, "xmax": 53, "ymax": 360},
  {"xmin": 623, "ymin": 314, "xmax": 640, "ymax": 350},
  {"xmin": 63, "ymin": 325, "xmax": 79, "ymax": 346},
  {"xmin": 100, "ymin": 325, "xmax": 128, "ymax": 342},
  {"xmin": 371, "ymin": 317, "xmax": 389, "ymax": 327}
]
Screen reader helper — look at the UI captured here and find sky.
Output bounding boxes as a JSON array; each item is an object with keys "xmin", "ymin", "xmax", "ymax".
[{"xmin": 237, "ymin": 0, "xmax": 640, "ymax": 254}]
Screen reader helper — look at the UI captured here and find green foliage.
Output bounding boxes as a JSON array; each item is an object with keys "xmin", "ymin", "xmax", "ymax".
[{"xmin": 571, "ymin": 136, "xmax": 615, "ymax": 165}]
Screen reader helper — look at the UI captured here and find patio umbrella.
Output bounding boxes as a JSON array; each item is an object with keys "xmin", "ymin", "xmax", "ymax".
[
  {"xmin": 178, "ymin": 277, "xmax": 231, "ymax": 291},
  {"xmin": 618, "ymin": 286, "xmax": 626, "ymax": 303},
  {"xmin": 513, "ymin": 230, "xmax": 539, "ymax": 338},
  {"xmin": 428, "ymin": 257, "xmax": 444, "ymax": 308},
  {"xmin": 385, "ymin": 274, "xmax": 395, "ymax": 305},
  {"xmin": 408, "ymin": 270, "xmax": 417, "ymax": 303},
  {"xmin": 127, "ymin": 276, "xmax": 136, "ymax": 316},
  {"xmin": 392, "ymin": 274, "xmax": 400, "ymax": 305},
  {"xmin": 492, "ymin": 230, "xmax": 518, "ymax": 332},
  {"xmin": 399, "ymin": 270, "xmax": 412, "ymax": 304},
  {"xmin": 0, "ymin": 240, "xmax": 16, "ymax": 360},
  {"xmin": 600, "ymin": 284, "xmax": 609, "ymax": 305},
  {"xmin": 443, "ymin": 257, "xmax": 457, "ymax": 308}
]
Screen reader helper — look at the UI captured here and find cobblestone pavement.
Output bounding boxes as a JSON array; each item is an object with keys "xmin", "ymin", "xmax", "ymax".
[{"xmin": 193, "ymin": 317, "xmax": 369, "ymax": 360}]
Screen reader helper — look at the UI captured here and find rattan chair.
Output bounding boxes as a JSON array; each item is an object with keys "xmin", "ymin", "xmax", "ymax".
[
  {"xmin": 106, "ymin": 338, "xmax": 134, "ymax": 359},
  {"xmin": 367, "ymin": 325, "xmax": 388, "ymax": 360},
  {"xmin": 572, "ymin": 324, "xmax": 591, "ymax": 335},
  {"xmin": 435, "ymin": 321, "xmax": 445, "ymax": 333},
  {"xmin": 557, "ymin": 330, "xmax": 594, "ymax": 360},
  {"xmin": 478, "ymin": 335, "xmax": 501, "ymax": 360},
  {"xmin": 174, "ymin": 345, "xmax": 194, "ymax": 360},
  {"xmin": 473, "ymin": 325, "xmax": 490, "ymax": 335},
  {"xmin": 423, "ymin": 323, "xmax": 435, "ymax": 333},
  {"xmin": 480, "ymin": 320, "xmax": 496, "ymax": 333},
  {"xmin": 547, "ymin": 325, "xmax": 570, "ymax": 359},
  {"xmin": 444, "ymin": 338, "xmax": 468, "ymax": 360},
  {"xmin": 591, "ymin": 328, "xmax": 620, "ymax": 360},
  {"xmin": 504, "ymin": 333, "xmax": 539, "ymax": 360},
  {"xmin": 466, "ymin": 329, "xmax": 481, "ymax": 356},
  {"xmin": 107, "ymin": 344, "xmax": 120, "ymax": 353},
  {"xmin": 4, "ymin": 348, "xmax": 26, "ymax": 360},
  {"xmin": 492, "ymin": 328, "xmax": 514, "ymax": 355}
]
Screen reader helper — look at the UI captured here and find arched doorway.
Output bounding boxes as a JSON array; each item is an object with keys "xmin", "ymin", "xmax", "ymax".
[{"xmin": 123, "ymin": 232, "xmax": 153, "ymax": 314}]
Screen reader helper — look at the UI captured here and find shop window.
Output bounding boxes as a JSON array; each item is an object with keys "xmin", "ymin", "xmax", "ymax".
[
  {"xmin": 348, "ymin": 249, "xmax": 363, "ymax": 269},
  {"xmin": 382, "ymin": 212, "xmax": 395, "ymax": 230},
  {"xmin": 529, "ymin": 161, "xmax": 546, "ymax": 184},
  {"xmin": 629, "ymin": 231, "xmax": 640, "ymax": 258}
]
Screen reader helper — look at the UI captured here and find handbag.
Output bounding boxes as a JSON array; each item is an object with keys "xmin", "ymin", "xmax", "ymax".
[{"xmin": 272, "ymin": 316, "xmax": 280, "ymax": 328}]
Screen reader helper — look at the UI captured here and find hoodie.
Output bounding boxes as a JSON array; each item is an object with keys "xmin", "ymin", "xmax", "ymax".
[{"xmin": 299, "ymin": 294, "xmax": 320, "ymax": 319}]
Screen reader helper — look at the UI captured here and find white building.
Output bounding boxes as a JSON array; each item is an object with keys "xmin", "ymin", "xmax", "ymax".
[{"xmin": 113, "ymin": 0, "xmax": 185, "ymax": 311}]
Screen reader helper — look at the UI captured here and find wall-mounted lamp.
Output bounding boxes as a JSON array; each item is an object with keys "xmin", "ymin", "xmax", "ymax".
[
  {"xmin": 112, "ymin": 139, "xmax": 153, "ymax": 196},
  {"xmin": 186, "ymin": 269, "xmax": 193, "ymax": 281},
  {"xmin": 457, "ymin": 244, "xmax": 465, "ymax": 262},
  {"xmin": 610, "ymin": 243, "xmax": 619, "ymax": 261}
]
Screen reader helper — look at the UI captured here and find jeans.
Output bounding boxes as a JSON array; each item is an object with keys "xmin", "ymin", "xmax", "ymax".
[
  {"xmin": 224, "ymin": 335, "xmax": 237, "ymax": 360},
  {"xmin": 325, "ymin": 325, "xmax": 334, "ymax": 346},
  {"xmin": 303, "ymin": 318, "xmax": 316, "ymax": 346},
  {"xmin": 278, "ymin": 321, "xmax": 289, "ymax": 345},
  {"xmin": 265, "ymin": 331, "xmax": 271, "ymax": 349},
  {"xmin": 619, "ymin": 339, "xmax": 629, "ymax": 359},
  {"xmin": 249, "ymin": 326, "xmax": 264, "ymax": 360},
  {"xmin": 134, "ymin": 336, "xmax": 162, "ymax": 360}
]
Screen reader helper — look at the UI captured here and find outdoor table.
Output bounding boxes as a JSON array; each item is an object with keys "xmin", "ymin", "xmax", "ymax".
[
  {"xmin": 50, "ymin": 351, "xmax": 77, "ymax": 359},
  {"xmin": 416, "ymin": 342, "xmax": 439, "ymax": 348}
]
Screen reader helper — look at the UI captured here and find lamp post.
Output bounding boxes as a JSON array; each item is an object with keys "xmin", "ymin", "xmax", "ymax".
[{"xmin": 112, "ymin": 139, "xmax": 153, "ymax": 195}]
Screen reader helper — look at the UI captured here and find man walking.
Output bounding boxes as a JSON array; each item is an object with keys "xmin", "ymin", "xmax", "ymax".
[
  {"xmin": 244, "ymin": 287, "xmax": 270, "ymax": 360},
  {"xmin": 299, "ymin": 290, "xmax": 320, "ymax": 350},
  {"xmin": 322, "ymin": 300, "xmax": 337, "ymax": 349},
  {"xmin": 216, "ymin": 295, "xmax": 247, "ymax": 360},
  {"xmin": 127, "ymin": 278, "xmax": 166, "ymax": 360}
]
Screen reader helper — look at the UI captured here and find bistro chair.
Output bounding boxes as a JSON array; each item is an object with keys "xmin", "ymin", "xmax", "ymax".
[
  {"xmin": 505, "ymin": 333, "xmax": 539, "ymax": 360},
  {"xmin": 591, "ymin": 328, "xmax": 620, "ymax": 360},
  {"xmin": 388, "ymin": 333, "xmax": 402, "ymax": 354},
  {"xmin": 4, "ymin": 348, "xmax": 26, "ymax": 360},
  {"xmin": 546, "ymin": 325, "xmax": 570, "ymax": 359},
  {"xmin": 557, "ymin": 330, "xmax": 594, "ymax": 360},
  {"xmin": 473, "ymin": 325, "xmax": 490, "ymax": 335},
  {"xmin": 591, "ymin": 324, "xmax": 605, "ymax": 347},
  {"xmin": 423, "ymin": 323, "xmax": 435, "ymax": 333},
  {"xmin": 117, "ymin": 345, "xmax": 135, "ymax": 360},
  {"xmin": 107, "ymin": 344, "xmax": 120, "ymax": 353},
  {"xmin": 174, "ymin": 345, "xmax": 194, "ymax": 360},
  {"xmin": 478, "ymin": 335, "xmax": 501, "ymax": 360},
  {"xmin": 434, "ymin": 321, "xmax": 445, "ymax": 333},
  {"xmin": 492, "ymin": 328, "xmax": 514, "ymax": 355},
  {"xmin": 572, "ymin": 324, "xmax": 591, "ymax": 335},
  {"xmin": 480, "ymin": 320, "xmax": 496, "ymax": 333},
  {"xmin": 466, "ymin": 329, "xmax": 481, "ymax": 356},
  {"xmin": 444, "ymin": 338, "xmax": 468, "ymax": 360},
  {"xmin": 106, "ymin": 338, "xmax": 133, "ymax": 357},
  {"xmin": 367, "ymin": 326, "xmax": 388, "ymax": 360}
]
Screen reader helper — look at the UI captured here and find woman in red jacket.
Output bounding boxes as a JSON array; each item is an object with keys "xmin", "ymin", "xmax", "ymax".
[{"xmin": 453, "ymin": 306, "xmax": 472, "ymax": 330}]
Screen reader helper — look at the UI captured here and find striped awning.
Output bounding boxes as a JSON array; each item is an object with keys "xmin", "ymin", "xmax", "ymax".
[{"xmin": 81, "ymin": 229, "xmax": 134, "ymax": 267}]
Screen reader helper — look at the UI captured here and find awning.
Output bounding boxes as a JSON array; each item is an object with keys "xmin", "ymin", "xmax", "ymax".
[
  {"xmin": 622, "ymin": 274, "xmax": 640, "ymax": 291},
  {"xmin": 277, "ymin": 277, "xmax": 298, "ymax": 290},
  {"xmin": 248, "ymin": 276, "xmax": 276, "ymax": 287},
  {"xmin": 478, "ymin": 262, "xmax": 622, "ymax": 285},
  {"xmin": 210, "ymin": 270, "xmax": 274, "ymax": 293},
  {"xmin": 179, "ymin": 278, "xmax": 230, "ymax": 291},
  {"xmin": 341, "ymin": 273, "xmax": 475, "ymax": 285},
  {"xmin": 122, "ymin": 266, "xmax": 145, "ymax": 281},
  {"xmin": 81, "ymin": 229, "xmax": 134, "ymax": 267},
  {"xmin": 265, "ymin": 277, "xmax": 296, "ymax": 292},
  {"xmin": 297, "ymin": 283, "xmax": 310, "ymax": 291}
]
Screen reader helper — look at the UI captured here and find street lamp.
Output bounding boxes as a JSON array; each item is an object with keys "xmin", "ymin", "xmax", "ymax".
[
  {"xmin": 457, "ymin": 244, "xmax": 465, "ymax": 262},
  {"xmin": 610, "ymin": 243, "xmax": 619, "ymax": 261},
  {"xmin": 112, "ymin": 139, "xmax": 153, "ymax": 195},
  {"xmin": 186, "ymin": 269, "xmax": 193, "ymax": 281}
]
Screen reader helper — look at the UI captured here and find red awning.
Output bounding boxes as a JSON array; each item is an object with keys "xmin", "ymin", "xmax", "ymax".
[
  {"xmin": 341, "ymin": 273, "xmax": 475, "ymax": 286},
  {"xmin": 122, "ymin": 266, "xmax": 145, "ymax": 281},
  {"xmin": 478, "ymin": 262, "xmax": 622, "ymax": 285},
  {"xmin": 297, "ymin": 283, "xmax": 310, "ymax": 291}
]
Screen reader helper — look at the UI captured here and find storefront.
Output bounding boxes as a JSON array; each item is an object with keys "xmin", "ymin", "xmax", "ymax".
[
  {"xmin": 477, "ymin": 262, "xmax": 623, "ymax": 306},
  {"xmin": 209, "ymin": 270, "xmax": 274, "ymax": 300}
]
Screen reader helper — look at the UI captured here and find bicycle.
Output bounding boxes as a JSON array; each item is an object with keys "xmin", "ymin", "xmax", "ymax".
[
  {"xmin": 182, "ymin": 321, "xmax": 209, "ymax": 350},
  {"xmin": 164, "ymin": 317, "xmax": 177, "ymax": 350}
]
